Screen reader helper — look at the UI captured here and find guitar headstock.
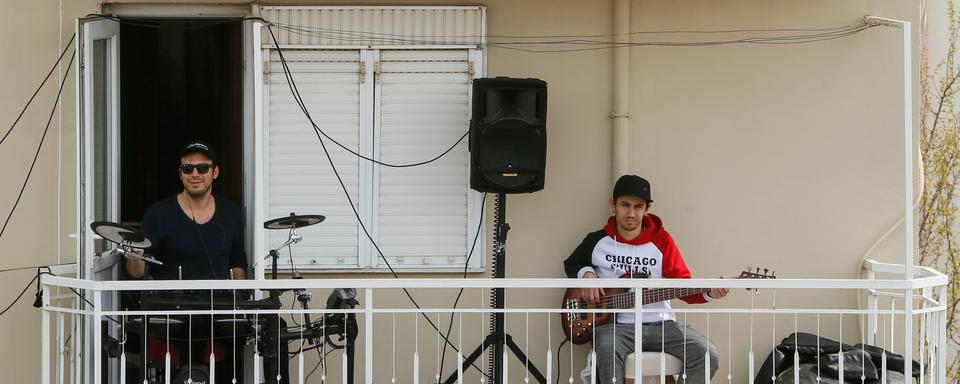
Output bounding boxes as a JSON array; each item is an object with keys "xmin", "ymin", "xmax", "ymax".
[{"xmin": 737, "ymin": 266, "xmax": 777, "ymax": 280}]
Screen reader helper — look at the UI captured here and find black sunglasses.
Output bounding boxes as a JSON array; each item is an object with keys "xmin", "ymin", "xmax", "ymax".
[{"xmin": 179, "ymin": 163, "xmax": 214, "ymax": 175}]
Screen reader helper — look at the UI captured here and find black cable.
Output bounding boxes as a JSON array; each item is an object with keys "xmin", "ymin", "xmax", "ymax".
[
  {"xmin": 0, "ymin": 269, "xmax": 57, "ymax": 321},
  {"xmin": 1, "ymin": 34, "xmax": 75, "ymax": 147},
  {"xmin": 0, "ymin": 273, "xmax": 41, "ymax": 319},
  {"xmin": 304, "ymin": 343, "xmax": 334, "ymax": 383},
  {"xmin": 488, "ymin": 26, "xmax": 870, "ymax": 53},
  {"xmin": 185, "ymin": 199, "xmax": 227, "ymax": 280},
  {"xmin": 87, "ymin": 14, "xmax": 240, "ymax": 31},
  {"xmin": 66, "ymin": 287, "xmax": 123, "ymax": 326},
  {"xmin": 264, "ymin": 26, "xmax": 469, "ymax": 168},
  {"xmin": 6, "ymin": 265, "xmax": 125, "ymax": 326},
  {"xmin": 554, "ymin": 338, "xmax": 568, "ymax": 384},
  {"xmin": 438, "ymin": 193, "xmax": 487, "ymax": 380},
  {"xmin": 270, "ymin": 20, "xmax": 865, "ymax": 39},
  {"xmin": 273, "ymin": 22, "xmax": 865, "ymax": 44},
  {"xmin": 289, "ymin": 294, "xmax": 301, "ymax": 326},
  {"xmin": 0, "ymin": 262, "xmax": 74, "ymax": 274},
  {"xmin": 0, "ymin": 51, "xmax": 75, "ymax": 241},
  {"xmin": 266, "ymin": 24, "xmax": 486, "ymax": 374},
  {"xmin": 269, "ymin": 21, "xmax": 871, "ymax": 51}
]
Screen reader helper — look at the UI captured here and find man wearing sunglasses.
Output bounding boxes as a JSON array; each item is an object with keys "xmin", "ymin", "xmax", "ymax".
[
  {"xmin": 126, "ymin": 141, "xmax": 247, "ymax": 280},
  {"xmin": 125, "ymin": 141, "xmax": 247, "ymax": 383}
]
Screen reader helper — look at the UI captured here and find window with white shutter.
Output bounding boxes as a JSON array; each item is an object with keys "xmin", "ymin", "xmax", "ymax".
[
  {"xmin": 260, "ymin": 6, "xmax": 486, "ymax": 272},
  {"xmin": 373, "ymin": 50, "xmax": 479, "ymax": 270},
  {"xmin": 267, "ymin": 49, "xmax": 364, "ymax": 269}
]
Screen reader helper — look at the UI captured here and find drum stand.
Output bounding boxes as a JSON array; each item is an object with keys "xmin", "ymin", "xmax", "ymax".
[{"xmin": 261, "ymin": 213, "xmax": 358, "ymax": 384}]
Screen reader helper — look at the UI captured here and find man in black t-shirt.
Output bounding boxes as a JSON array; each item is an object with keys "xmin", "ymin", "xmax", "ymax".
[
  {"xmin": 125, "ymin": 141, "xmax": 247, "ymax": 384},
  {"xmin": 127, "ymin": 141, "xmax": 247, "ymax": 280}
]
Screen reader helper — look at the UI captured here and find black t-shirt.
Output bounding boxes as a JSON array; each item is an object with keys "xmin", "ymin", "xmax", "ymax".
[{"xmin": 142, "ymin": 195, "xmax": 247, "ymax": 280}]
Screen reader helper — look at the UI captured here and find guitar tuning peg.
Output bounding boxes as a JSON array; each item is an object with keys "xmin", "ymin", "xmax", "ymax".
[{"xmin": 771, "ymin": 270, "xmax": 776, "ymax": 278}]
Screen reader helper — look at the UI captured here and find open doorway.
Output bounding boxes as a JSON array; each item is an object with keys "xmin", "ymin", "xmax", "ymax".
[{"xmin": 119, "ymin": 18, "xmax": 243, "ymax": 226}]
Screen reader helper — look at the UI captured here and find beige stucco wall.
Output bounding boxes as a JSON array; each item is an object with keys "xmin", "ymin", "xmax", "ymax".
[{"xmin": 0, "ymin": 0, "xmax": 920, "ymax": 382}]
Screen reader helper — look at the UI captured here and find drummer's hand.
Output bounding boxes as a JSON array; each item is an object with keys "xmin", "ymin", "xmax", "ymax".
[
  {"xmin": 581, "ymin": 271, "xmax": 605, "ymax": 306},
  {"xmin": 125, "ymin": 249, "xmax": 146, "ymax": 279}
]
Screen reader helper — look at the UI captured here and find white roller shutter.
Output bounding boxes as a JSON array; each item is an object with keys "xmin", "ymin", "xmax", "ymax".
[
  {"xmin": 259, "ymin": 5, "xmax": 485, "ymax": 272},
  {"xmin": 260, "ymin": 6, "xmax": 485, "ymax": 48},
  {"xmin": 267, "ymin": 49, "xmax": 363, "ymax": 268},
  {"xmin": 373, "ymin": 49, "xmax": 477, "ymax": 270}
]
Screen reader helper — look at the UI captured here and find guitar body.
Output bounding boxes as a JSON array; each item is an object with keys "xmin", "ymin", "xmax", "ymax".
[{"xmin": 560, "ymin": 287, "xmax": 626, "ymax": 345}]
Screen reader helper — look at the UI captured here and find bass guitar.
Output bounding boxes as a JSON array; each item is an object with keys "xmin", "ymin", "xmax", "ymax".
[{"xmin": 560, "ymin": 267, "xmax": 776, "ymax": 345}]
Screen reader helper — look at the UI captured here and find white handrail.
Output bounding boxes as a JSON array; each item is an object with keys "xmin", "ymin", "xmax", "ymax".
[{"xmin": 39, "ymin": 274, "xmax": 948, "ymax": 291}]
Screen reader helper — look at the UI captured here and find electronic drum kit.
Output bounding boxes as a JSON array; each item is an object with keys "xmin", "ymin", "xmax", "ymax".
[{"xmin": 91, "ymin": 213, "xmax": 355, "ymax": 384}]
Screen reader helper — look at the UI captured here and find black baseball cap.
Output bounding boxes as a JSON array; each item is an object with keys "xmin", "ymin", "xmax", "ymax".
[
  {"xmin": 612, "ymin": 175, "xmax": 653, "ymax": 202},
  {"xmin": 179, "ymin": 141, "xmax": 217, "ymax": 164}
]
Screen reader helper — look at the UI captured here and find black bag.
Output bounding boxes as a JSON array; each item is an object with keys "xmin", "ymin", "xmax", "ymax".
[{"xmin": 754, "ymin": 332, "xmax": 919, "ymax": 384}]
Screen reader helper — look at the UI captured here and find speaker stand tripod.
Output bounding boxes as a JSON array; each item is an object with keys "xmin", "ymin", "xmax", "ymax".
[{"xmin": 443, "ymin": 193, "xmax": 546, "ymax": 384}]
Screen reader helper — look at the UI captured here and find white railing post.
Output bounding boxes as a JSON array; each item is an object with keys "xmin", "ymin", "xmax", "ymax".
[
  {"xmin": 73, "ymin": 297, "xmax": 81, "ymax": 384},
  {"xmin": 634, "ymin": 289, "xmax": 642, "ymax": 381},
  {"xmin": 365, "ymin": 288, "xmax": 374, "ymax": 384},
  {"xmin": 93, "ymin": 289, "xmax": 102, "ymax": 384},
  {"xmin": 864, "ymin": 14, "xmax": 918, "ymax": 381},
  {"xmin": 865, "ymin": 14, "xmax": 917, "ymax": 379},
  {"xmin": 937, "ymin": 285, "xmax": 947, "ymax": 383},
  {"xmin": 900, "ymin": 16, "xmax": 917, "ymax": 383},
  {"xmin": 900, "ymin": 15, "xmax": 918, "ymax": 383},
  {"xmin": 866, "ymin": 268, "xmax": 877, "ymax": 346},
  {"xmin": 41, "ymin": 283, "xmax": 51, "ymax": 384},
  {"xmin": 56, "ymin": 312, "xmax": 64, "ymax": 384}
]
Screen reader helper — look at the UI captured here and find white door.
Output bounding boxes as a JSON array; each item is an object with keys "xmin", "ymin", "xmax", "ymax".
[
  {"xmin": 76, "ymin": 16, "xmax": 120, "ymax": 384},
  {"xmin": 77, "ymin": 17, "xmax": 120, "ymax": 281}
]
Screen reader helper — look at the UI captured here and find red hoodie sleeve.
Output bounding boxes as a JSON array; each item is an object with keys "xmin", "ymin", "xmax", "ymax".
[{"xmin": 656, "ymin": 233, "xmax": 708, "ymax": 304}]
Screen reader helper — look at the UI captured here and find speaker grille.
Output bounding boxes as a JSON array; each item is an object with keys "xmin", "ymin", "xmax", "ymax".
[{"xmin": 469, "ymin": 77, "xmax": 547, "ymax": 193}]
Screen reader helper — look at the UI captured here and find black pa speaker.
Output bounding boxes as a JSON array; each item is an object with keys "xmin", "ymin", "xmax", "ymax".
[{"xmin": 469, "ymin": 77, "xmax": 547, "ymax": 193}]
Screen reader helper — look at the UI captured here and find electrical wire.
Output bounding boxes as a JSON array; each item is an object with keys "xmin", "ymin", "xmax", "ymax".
[
  {"xmin": 438, "ymin": 193, "xmax": 486, "ymax": 380},
  {"xmin": 1, "ymin": 34, "xmax": 75, "ymax": 147},
  {"xmin": 263, "ymin": 32, "xmax": 469, "ymax": 169},
  {"xmin": 487, "ymin": 26, "xmax": 871, "ymax": 53},
  {"xmin": 93, "ymin": 15, "xmax": 470, "ymax": 169},
  {"xmin": 0, "ymin": 272, "xmax": 44, "ymax": 319},
  {"xmin": 0, "ymin": 51, "xmax": 75, "ymax": 242},
  {"xmin": 66, "ymin": 287, "xmax": 124, "ymax": 326},
  {"xmin": 87, "ymin": 14, "xmax": 239, "ymax": 30},
  {"xmin": 554, "ymin": 338, "xmax": 569, "ymax": 384},
  {"xmin": 267, "ymin": 21, "xmax": 872, "ymax": 53},
  {"xmin": 270, "ymin": 20, "xmax": 866, "ymax": 39},
  {"xmin": 304, "ymin": 343, "xmax": 334, "ymax": 383},
  {"xmin": 0, "ymin": 262, "xmax": 74, "ymax": 274}
]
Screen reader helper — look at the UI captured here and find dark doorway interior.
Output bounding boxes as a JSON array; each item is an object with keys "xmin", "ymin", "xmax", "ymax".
[{"xmin": 120, "ymin": 18, "xmax": 243, "ymax": 226}]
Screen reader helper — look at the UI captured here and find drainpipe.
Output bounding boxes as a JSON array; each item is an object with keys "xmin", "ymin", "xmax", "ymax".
[{"xmin": 612, "ymin": 0, "xmax": 631, "ymax": 181}]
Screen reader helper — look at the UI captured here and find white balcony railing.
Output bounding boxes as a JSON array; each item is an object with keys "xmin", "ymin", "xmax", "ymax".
[{"xmin": 39, "ymin": 259, "xmax": 948, "ymax": 384}]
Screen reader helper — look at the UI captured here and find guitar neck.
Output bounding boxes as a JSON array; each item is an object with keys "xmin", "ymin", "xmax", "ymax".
[{"xmin": 604, "ymin": 288, "xmax": 709, "ymax": 309}]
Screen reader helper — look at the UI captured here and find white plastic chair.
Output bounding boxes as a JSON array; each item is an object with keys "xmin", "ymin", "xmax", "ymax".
[{"xmin": 623, "ymin": 352, "xmax": 682, "ymax": 384}]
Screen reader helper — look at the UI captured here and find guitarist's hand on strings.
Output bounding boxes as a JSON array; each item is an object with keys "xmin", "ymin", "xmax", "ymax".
[
  {"xmin": 707, "ymin": 276, "xmax": 730, "ymax": 300},
  {"xmin": 581, "ymin": 271, "xmax": 605, "ymax": 305}
]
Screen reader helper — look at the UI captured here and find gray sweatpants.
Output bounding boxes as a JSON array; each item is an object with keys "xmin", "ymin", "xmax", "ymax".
[{"xmin": 593, "ymin": 321, "xmax": 718, "ymax": 384}]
